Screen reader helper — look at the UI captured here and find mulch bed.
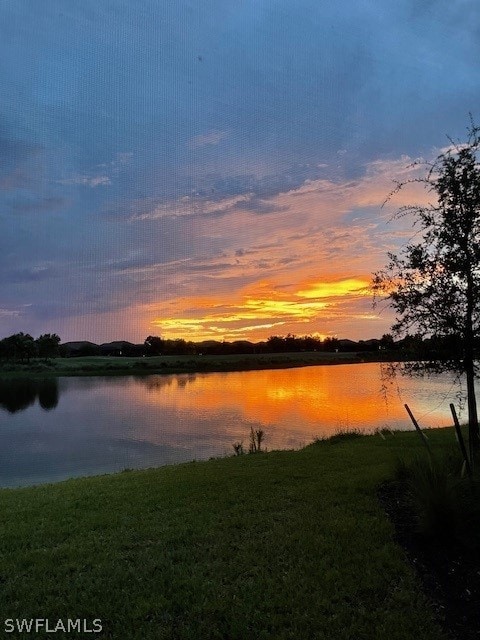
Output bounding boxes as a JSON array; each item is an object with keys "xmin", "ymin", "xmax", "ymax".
[{"xmin": 378, "ymin": 480, "xmax": 480, "ymax": 640}]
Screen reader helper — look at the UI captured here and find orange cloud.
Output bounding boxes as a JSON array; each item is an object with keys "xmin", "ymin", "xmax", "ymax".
[
  {"xmin": 122, "ymin": 154, "xmax": 428, "ymax": 342},
  {"xmin": 296, "ymin": 277, "xmax": 371, "ymax": 299},
  {"xmin": 149, "ymin": 275, "xmax": 378, "ymax": 341}
]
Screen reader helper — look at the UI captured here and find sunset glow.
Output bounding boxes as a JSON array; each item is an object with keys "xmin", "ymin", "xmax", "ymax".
[
  {"xmin": 148, "ymin": 276, "xmax": 376, "ymax": 341},
  {"xmin": 1, "ymin": 2, "xmax": 478, "ymax": 343}
]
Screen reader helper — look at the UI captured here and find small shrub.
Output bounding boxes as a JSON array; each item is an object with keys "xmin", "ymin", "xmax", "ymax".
[
  {"xmin": 326, "ymin": 429, "xmax": 363, "ymax": 444},
  {"xmin": 397, "ymin": 453, "xmax": 480, "ymax": 548},
  {"xmin": 232, "ymin": 441, "xmax": 244, "ymax": 456},
  {"xmin": 248, "ymin": 427, "xmax": 265, "ymax": 453},
  {"xmin": 408, "ymin": 456, "xmax": 459, "ymax": 542},
  {"xmin": 308, "ymin": 429, "xmax": 364, "ymax": 446}
]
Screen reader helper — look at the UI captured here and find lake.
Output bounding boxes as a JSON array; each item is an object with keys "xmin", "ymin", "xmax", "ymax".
[{"xmin": 0, "ymin": 362, "xmax": 466, "ymax": 487}]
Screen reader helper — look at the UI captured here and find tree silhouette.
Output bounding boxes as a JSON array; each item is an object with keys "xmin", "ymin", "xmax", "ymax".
[
  {"xmin": 1, "ymin": 333, "xmax": 37, "ymax": 362},
  {"xmin": 373, "ymin": 120, "xmax": 480, "ymax": 461},
  {"xmin": 36, "ymin": 333, "xmax": 61, "ymax": 361},
  {"xmin": 144, "ymin": 335, "xmax": 164, "ymax": 356}
]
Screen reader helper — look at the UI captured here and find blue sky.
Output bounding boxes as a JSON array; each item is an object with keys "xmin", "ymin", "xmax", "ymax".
[{"xmin": 1, "ymin": 0, "xmax": 480, "ymax": 342}]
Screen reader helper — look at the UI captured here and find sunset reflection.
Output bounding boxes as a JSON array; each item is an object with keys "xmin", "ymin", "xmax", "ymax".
[
  {"xmin": 0, "ymin": 364, "xmax": 458, "ymax": 486},
  {"xmin": 131, "ymin": 363, "xmax": 454, "ymax": 444}
]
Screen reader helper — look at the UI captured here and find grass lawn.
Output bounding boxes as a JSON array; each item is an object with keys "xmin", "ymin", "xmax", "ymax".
[
  {"xmin": 0, "ymin": 429, "xmax": 452, "ymax": 639},
  {"xmin": 0, "ymin": 351, "xmax": 385, "ymax": 378}
]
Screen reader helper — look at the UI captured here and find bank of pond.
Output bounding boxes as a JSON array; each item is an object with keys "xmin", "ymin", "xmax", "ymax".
[
  {"xmin": 0, "ymin": 350, "xmax": 385, "ymax": 378},
  {"xmin": 0, "ymin": 362, "xmax": 461, "ymax": 487},
  {"xmin": 0, "ymin": 428, "xmax": 465, "ymax": 639}
]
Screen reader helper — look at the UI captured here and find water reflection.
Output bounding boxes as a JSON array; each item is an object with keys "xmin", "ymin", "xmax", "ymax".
[
  {"xmin": 131, "ymin": 365, "xmax": 456, "ymax": 434},
  {"xmin": 0, "ymin": 364, "xmax": 461, "ymax": 487},
  {"xmin": 0, "ymin": 378, "xmax": 59, "ymax": 413}
]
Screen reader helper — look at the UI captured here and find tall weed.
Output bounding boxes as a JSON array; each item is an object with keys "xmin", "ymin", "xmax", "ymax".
[{"xmin": 396, "ymin": 452, "xmax": 480, "ymax": 548}]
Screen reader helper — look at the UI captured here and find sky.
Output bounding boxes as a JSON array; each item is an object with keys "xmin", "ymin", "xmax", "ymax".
[{"xmin": 1, "ymin": 0, "xmax": 480, "ymax": 344}]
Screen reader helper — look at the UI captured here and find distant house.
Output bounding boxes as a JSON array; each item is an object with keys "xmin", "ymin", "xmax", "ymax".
[
  {"xmin": 62, "ymin": 341, "xmax": 100, "ymax": 357},
  {"xmin": 358, "ymin": 339, "xmax": 381, "ymax": 351},
  {"xmin": 98, "ymin": 341, "xmax": 144, "ymax": 357},
  {"xmin": 62, "ymin": 341, "xmax": 145, "ymax": 357},
  {"xmin": 336, "ymin": 339, "xmax": 357, "ymax": 352}
]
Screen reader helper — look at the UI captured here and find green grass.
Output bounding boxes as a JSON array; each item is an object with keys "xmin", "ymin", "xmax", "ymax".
[
  {"xmin": 0, "ymin": 429, "xmax": 454, "ymax": 639},
  {"xmin": 0, "ymin": 351, "xmax": 385, "ymax": 378}
]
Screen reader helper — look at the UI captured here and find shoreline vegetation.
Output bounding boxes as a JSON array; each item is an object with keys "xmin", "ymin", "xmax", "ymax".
[
  {"xmin": 0, "ymin": 350, "xmax": 396, "ymax": 379},
  {"xmin": 0, "ymin": 330, "xmax": 466, "ymax": 378},
  {"xmin": 0, "ymin": 428, "xmax": 456, "ymax": 639},
  {"xmin": 0, "ymin": 332, "xmax": 459, "ymax": 378}
]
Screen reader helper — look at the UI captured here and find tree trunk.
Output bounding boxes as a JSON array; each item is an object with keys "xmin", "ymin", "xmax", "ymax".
[
  {"xmin": 465, "ymin": 267, "xmax": 479, "ymax": 463},
  {"xmin": 465, "ymin": 357, "xmax": 479, "ymax": 463}
]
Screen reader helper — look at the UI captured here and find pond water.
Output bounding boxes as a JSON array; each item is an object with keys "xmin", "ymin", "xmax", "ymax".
[{"xmin": 0, "ymin": 362, "xmax": 466, "ymax": 487}]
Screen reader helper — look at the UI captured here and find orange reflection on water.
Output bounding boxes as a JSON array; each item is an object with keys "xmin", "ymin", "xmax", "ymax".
[{"xmin": 131, "ymin": 363, "xmax": 453, "ymax": 440}]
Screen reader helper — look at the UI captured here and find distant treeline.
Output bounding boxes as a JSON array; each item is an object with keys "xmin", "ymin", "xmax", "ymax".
[
  {"xmin": 0, "ymin": 333, "xmax": 61, "ymax": 362},
  {"xmin": 0, "ymin": 331, "xmax": 468, "ymax": 361}
]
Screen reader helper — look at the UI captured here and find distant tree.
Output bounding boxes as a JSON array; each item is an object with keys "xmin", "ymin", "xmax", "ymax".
[
  {"xmin": 373, "ymin": 120, "xmax": 480, "ymax": 460},
  {"xmin": 36, "ymin": 334, "xmax": 61, "ymax": 361},
  {"xmin": 144, "ymin": 335, "xmax": 164, "ymax": 356},
  {"xmin": 322, "ymin": 337, "xmax": 339, "ymax": 352},
  {"xmin": 266, "ymin": 335, "xmax": 285, "ymax": 353},
  {"xmin": 397, "ymin": 333, "xmax": 425, "ymax": 358},
  {"xmin": 0, "ymin": 338, "xmax": 9, "ymax": 360},
  {"xmin": 284, "ymin": 333, "xmax": 298, "ymax": 352},
  {"xmin": 19, "ymin": 333, "xmax": 38, "ymax": 362},
  {"xmin": 1, "ymin": 333, "xmax": 37, "ymax": 362},
  {"xmin": 380, "ymin": 333, "xmax": 395, "ymax": 350},
  {"xmin": 302, "ymin": 335, "xmax": 322, "ymax": 351},
  {"xmin": 0, "ymin": 335, "xmax": 16, "ymax": 360}
]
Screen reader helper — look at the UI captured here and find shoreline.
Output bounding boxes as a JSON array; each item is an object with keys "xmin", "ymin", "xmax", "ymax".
[
  {"xmin": 0, "ymin": 429, "xmax": 450, "ymax": 639},
  {"xmin": 0, "ymin": 350, "xmax": 393, "ymax": 379}
]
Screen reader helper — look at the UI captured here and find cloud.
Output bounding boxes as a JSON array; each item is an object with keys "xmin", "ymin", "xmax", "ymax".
[
  {"xmin": 0, "ymin": 307, "xmax": 21, "ymax": 318},
  {"xmin": 1, "ymin": 0, "xmax": 479, "ymax": 345},
  {"xmin": 5, "ymin": 263, "xmax": 61, "ymax": 283},
  {"xmin": 129, "ymin": 152, "xmax": 429, "ymax": 227},
  {"xmin": 107, "ymin": 152, "xmax": 432, "ymax": 341},
  {"xmin": 297, "ymin": 278, "xmax": 370, "ymax": 299},
  {"xmin": 189, "ymin": 130, "xmax": 229, "ymax": 149},
  {"xmin": 12, "ymin": 150, "xmax": 425, "ymax": 343},
  {"xmin": 56, "ymin": 152, "xmax": 132, "ymax": 191},
  {"xmin": 58, "ymin": 174, "xmax": 111, "ymax": 187},
  {"xmin": 128, "ymin": 192, "xmax": 287, "ymax": 221},
  {"xmin": 147, "ymin": 273, "xmax": 374, "ymax": 341},
  {"xmin": 125, "ymin": 162, "xmax": 331, "ymax": 222}
]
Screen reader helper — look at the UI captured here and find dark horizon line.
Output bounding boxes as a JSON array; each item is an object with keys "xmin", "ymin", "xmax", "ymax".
[{"xmin": 61, "ymin": 336, "xmax": 386, "ymax": 347}]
